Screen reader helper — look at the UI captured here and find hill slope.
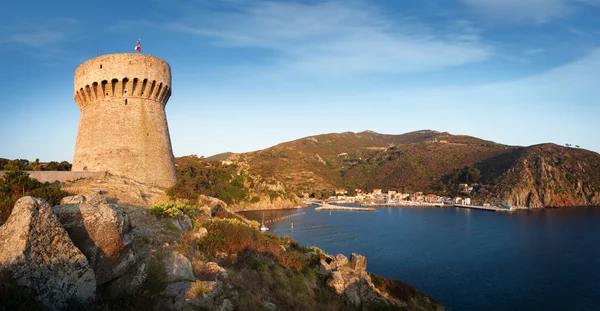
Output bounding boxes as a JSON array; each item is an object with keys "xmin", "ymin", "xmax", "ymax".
[
  {"xmin": 224, "ymin": 130, "xmax": 600, "ymax": 208},
  {"xmin": 229, "ymin": 130, "xmax": 512, "ymax": 194},
  {"xmin": 492, "ymin": 144, "xmax": 600, "ymax": 207}
]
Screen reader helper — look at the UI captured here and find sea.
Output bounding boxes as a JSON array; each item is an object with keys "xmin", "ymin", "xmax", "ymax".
[{"xmin": 241, "ymin": 205, "xmax": 600, "ymax": 311}]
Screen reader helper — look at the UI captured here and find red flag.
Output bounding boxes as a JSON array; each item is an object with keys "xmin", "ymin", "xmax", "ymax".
[{"xmin": 134, "ymin": 39, "xmax": 141, "ymax": 52}]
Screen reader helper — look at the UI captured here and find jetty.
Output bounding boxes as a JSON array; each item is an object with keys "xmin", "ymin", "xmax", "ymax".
[
  {"xmin": 454, "ymin": 204, "xmax": 515, "ymax": 213},
  {"xmin": 315, "ymin": 204, "xmax": 376, "ymax": 212}
]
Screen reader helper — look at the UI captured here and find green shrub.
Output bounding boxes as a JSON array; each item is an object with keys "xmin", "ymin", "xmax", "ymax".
[
  {"xmin": 142, "ymin": 257, "xmax": 168, "ymax": 294},
  {"xmin": 199, "ymin": 219, "xmax": 309, "ymax": 270},
  {"xmin": 0, "ymin": 171, "xmax": 70, "ymax": 226},
  {"xmin": 167, "ymin": 159, "xmax": 250, "ymax": 205},
  {"xmin": 149, "ymin": 202, "xmax": 194, "ymax": 218}
]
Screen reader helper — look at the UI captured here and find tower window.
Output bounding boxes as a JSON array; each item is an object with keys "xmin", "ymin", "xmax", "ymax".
[
  {"xmin": 125, "ymin": 99, "xmax": 128, "ymax": 105},
  {"xmin": 100, "ymin": 64, "xmax": 102, "ymax": 69}
]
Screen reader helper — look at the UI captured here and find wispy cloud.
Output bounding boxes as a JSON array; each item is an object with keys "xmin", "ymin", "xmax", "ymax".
[
  {"xmin": 161, "ymin": 1, "xmax": 492, "ymax": 76},
  {"xmin": 524, "ymin": 48, "xmax": 546, "ymax": 56},
  {"xmin": 1, "ymin": 18, "xmax": 80, "ymax": 65}
]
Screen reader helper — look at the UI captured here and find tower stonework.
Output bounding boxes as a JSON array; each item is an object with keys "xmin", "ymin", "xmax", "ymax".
[{"xmin": 72, "ymin": 53, "xmax": 177, "ymax": 188}]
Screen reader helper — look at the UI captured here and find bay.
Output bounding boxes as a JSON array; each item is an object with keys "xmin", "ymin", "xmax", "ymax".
[{"xmin": 242, "ymin": 206, "xmax": 600, "ymax": 311}]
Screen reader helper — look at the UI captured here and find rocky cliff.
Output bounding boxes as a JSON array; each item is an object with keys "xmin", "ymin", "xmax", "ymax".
[{"xmin": 491, "ymin": 144, "xmax": 600, "ymax": 208}]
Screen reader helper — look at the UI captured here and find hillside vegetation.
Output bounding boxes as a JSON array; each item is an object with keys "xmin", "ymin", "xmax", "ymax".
[
  {"xmin": 169, "ymin": 155, "xmax": 302, "ymax": 210},
  {"xmin": 224, "ymin": 130, "xmax": 600, "ymax": 208}
]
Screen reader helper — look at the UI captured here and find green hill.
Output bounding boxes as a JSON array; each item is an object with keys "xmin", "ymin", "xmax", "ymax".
[{"xmin": 223, "ymin": 130, "xmax": 600, "ymax": 208}]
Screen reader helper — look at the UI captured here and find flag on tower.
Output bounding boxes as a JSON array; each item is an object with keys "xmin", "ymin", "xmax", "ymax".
[{"xmin": 134, "ymin": 39, "xmax": 141, "ymax": 52}]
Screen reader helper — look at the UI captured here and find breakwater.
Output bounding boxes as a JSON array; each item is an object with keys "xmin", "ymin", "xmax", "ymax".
[
  {"xmin": 315, "ymin": 204, "xmax": 376, "ymax": 212},
  {"xmin": 454, "ymin": 204, "xmax": 515, "ymax": 213},
  {"xmin": 263, "ymin": 212, "xmax": 306, "ymax": 224}
]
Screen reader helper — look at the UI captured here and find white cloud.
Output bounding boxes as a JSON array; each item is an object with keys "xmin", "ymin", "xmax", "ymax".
[
  {"xmin": 9, "ymin": 31, "xmax": 65, "ymax": 48},
  {"xmin": 166, "ymin": 1, "xmax": 492, "ymax": 76}
]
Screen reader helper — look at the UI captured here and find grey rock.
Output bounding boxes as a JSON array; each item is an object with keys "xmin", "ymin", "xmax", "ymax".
[
  {"xmin": 219, "ymin": 299, "xmax": 235, "ymax": 311},
  {"xmin": 0, "ymin": 197, "xmax": 96, "ymax": 310},
  {"xmin": 264, "ymin": 301, "xmax": 278, "ymax": 311},
  {"xmin": 103, "ymin": 260, "xmax": 147, "ymax": 298},
  {"xmin": 163, "ymin": 251, "xmax": 195, "ymax": 282},
  {"xmin": 169, "ymin": 218, "xmax": 182, "ymax": 230},
  {"xmin": 179, "ymin": 215, "xmax": 193, "ymax": 231},
  {"xmin": 317, "ymin": 259, "xmax": 332, "ymax": 276}
]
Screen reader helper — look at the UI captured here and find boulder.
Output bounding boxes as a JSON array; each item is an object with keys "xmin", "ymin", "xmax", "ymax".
[
  {"xmin": 0, "ymin": 197, "xmax": 96, "ymax": 310},
  {"xmin": 264, "ymin": 301, "xmax": 278, "ymax": 310},
  {"xmin": 52, "ymin": 197, "xmax": 135, "ymax": 285},
  {"xmin": 163, "ymin": 251, "xmax": 196, "ymax": 283},
  {"xmin": 335, "ymin": 254, "xmax": 349, "ymax": 267}
]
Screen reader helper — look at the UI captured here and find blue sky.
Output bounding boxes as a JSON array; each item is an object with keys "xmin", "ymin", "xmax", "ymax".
[{"xmin": 1, "ymin": 0, "xmax": 600, "ymax": 161}]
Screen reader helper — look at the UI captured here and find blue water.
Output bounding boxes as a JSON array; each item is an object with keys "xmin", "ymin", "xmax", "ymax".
[{"xmin": 242, "ymin": 206, "xmax": 600, "ymax": 311}]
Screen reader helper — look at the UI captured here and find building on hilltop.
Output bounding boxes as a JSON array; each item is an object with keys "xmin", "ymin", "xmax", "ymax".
[{"xmin": 72, "ymin": 53, "xmax": 177, "ymax": 188}]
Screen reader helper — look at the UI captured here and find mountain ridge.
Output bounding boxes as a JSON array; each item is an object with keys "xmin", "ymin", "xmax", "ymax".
[{"xmin": 222, "ymin": 130, "xmax": 600, "ymax": 208}]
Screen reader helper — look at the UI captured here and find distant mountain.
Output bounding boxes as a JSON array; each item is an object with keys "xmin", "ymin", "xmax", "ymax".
[
  {"xmin": 205, "ymin": 152, "xmax": 235, "ymax": 161},
  {"xmin": 224, "ymin": 130, "xmax": 600, "ymax": 208}
]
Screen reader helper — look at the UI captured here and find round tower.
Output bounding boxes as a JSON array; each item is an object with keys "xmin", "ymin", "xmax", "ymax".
[{"xmin": 72, "ymin": 53, "xmax": 176, "ymax": 188}]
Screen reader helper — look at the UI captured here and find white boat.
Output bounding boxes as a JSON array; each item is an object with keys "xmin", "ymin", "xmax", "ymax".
[{"xmin": 260, "ymin": 212, "xmax": 269, "ymax": 231}]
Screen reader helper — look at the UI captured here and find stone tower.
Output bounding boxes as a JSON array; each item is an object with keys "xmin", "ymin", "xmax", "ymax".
[{"xmin": 72, "ymin": 53, "xmax": 177, "ymax": 188}]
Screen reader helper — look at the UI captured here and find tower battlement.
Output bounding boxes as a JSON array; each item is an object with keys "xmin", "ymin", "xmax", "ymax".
[
  {"xmin": 74, "ymin": 54, "xmax": 172, "ymax": 108},
  {"xmin": 72, "ymin": 53, "xmax": 177, "ymax": 188}
]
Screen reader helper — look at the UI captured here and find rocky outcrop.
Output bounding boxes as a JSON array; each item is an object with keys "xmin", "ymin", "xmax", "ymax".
[
  {"xmin": 52, "ymin": 194, "xmax": 137, "ymax": 285},
  {"xmin": 322, "ymin": 252, "xmax": 388, "ymax": 308},
  {"xmin": 0, "ymin": 197, "xmax": 96, "ymax": 310},
  {"xmin": 193, "ymin": 261, "xmax": 228, "ymax": 281}
]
